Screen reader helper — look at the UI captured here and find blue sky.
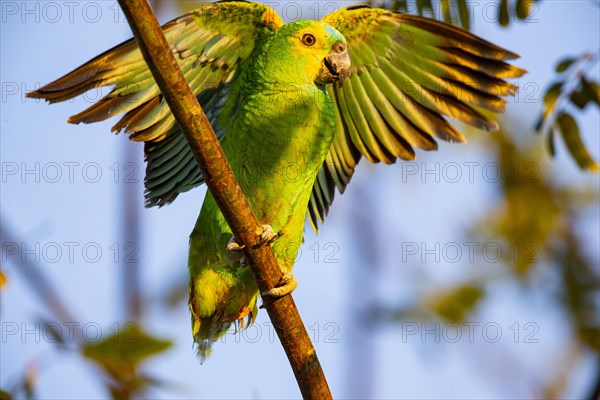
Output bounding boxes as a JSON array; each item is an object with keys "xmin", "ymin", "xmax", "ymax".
[{"xmin": 1, "ymin": 1, "xmax": 599, "ymax": 398}]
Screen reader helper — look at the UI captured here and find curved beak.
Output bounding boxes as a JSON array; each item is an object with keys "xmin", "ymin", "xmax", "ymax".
[{"xmin": 317, "ymin": 41, "xmax": 351, "ymax": 86}]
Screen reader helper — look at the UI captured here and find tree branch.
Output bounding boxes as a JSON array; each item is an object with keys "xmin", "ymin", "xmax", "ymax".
[
  {"xmin": 0, "ymin": 222, "xmax": 78, "ymax": 327},
  {"xmin": 116, "ymin": 1, "xmax": 332, "ymax": 398}
]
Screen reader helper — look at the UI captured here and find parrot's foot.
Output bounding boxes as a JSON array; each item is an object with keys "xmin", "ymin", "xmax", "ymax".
[
  {"xmin": 227, "ymin": 235, "xmax": 248, "ymax": 267},
  {"xmin": 226, "ymin": 235, "xmax": 245, "ymax": 251},
  {"xmin": 261, "ymin": 271, "xmax": 297, "ymax": 298},
  {"xmin": 253, "ymin": 224, "xmax": 278, "ymax": 248},
  {"xmin": 226, "ymin": 224, "xmax": 278, "ymax": 252}
]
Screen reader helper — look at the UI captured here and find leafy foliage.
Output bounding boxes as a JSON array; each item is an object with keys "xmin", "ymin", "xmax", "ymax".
[
  {"xmin": 559, "ymin": 233, "xmax": 600, "ymax": 351},
  {"xmin": 373, "ymin": 282, "xmax": 485, "ymax": 325},
  {"xmin": 83, "ymin": 324, "xmax": 172, "ymax": 376},
  {"xmin": 473, "ymin": 127, "xmax": 599, "ymax": 349},
  {"xmin": 2, "ymin": 320, "xmax": 173, "ymax": 399},
  {"xmin": 426, "ymin": 284, "xmax": 485, "ymax": 323},
  {"xmin": 536, "ymin": 52, "xmax": 600, "ymax": 172},
  {"xmin": 374, "ymin": 125, "xmax": 598, "ymax": 397},
  {"xmin": 377, "ymin": 0, "xmax": 539, "ymax": 30},
  {"xmin": 82, "ymin": 324, "xmax": 173, "ymax": 398}
]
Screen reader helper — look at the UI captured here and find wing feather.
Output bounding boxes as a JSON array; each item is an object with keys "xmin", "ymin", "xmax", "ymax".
[
  {"xmin": 309, "ymin": 6, "xmax": 526, "ymax": 230},
  {"xmin": 28, "ymin": 1, "xmax": 283, "ymax": 207}
]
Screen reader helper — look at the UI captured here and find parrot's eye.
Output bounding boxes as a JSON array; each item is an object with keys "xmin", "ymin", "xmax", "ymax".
[{"xmin": 302, "ymin": 33, "xmax": 316, "ymax": 47}]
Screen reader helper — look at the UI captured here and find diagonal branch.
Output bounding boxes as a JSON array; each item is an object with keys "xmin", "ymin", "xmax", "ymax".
[
  {"xmin": 0, "ymin": 222, "xmax": 78, "ymax": 326},
  {"xmin": 116, "ymin": 1, "xmax": 332, "ymax": 398}
]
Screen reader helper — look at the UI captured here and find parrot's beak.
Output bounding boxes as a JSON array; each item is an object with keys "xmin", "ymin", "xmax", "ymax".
[{"xmin": 317, "ymin": 41, "xmax": 351, "ymax": 86}]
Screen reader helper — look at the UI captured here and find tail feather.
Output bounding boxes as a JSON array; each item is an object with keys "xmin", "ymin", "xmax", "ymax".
[{"xmin": 190, "ymin": 291, "xmax": 259, "ymax": 362}]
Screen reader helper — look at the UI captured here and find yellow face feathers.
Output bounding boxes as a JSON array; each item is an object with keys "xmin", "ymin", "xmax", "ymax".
[{"xmin": 262, "ymin": 21, "xmax": 348, "ymax": 86}]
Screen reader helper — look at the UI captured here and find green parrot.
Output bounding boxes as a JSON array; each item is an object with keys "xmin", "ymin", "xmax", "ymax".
[{"xmin": 28, "ymin": 1, "xmax": 525, "ymax": 359}]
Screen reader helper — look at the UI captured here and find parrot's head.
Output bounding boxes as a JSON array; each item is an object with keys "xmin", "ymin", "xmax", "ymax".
[{"xmin": 264, "ymin": 20, "xmax": 351, "ymax": 87}]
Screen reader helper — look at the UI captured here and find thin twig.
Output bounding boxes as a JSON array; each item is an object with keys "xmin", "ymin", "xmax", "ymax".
[
  {"xmin": 116, "ymin": 1, "xmax": 331, "ymax": 398},
  {"xmin": 539, "ymin": 49, "xmax": 600, "ymax": 137},
  {"xmin": 0, "ymin": 222, "xmax": 78, "ymax": 326}
]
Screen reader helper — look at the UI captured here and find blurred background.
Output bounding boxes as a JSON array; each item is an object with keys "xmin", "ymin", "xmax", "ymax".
[{"xmin": 1, "ymin": 0, "xmax": 598, "ymax": 398}]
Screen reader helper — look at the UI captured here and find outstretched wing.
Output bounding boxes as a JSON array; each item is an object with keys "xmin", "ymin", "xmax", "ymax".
[
  {"xmin": 308, "ymin": 6, "xmax": 526, "ymax": 230},
  {"xmin": 28, "ymin": 1, "xmax": 282, "ymax": 206}
]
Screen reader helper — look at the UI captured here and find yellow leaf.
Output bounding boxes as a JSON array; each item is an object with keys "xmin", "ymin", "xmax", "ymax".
[
  {"xmin": 556, "ymin": 113, "xmax": 600, "ymax": 172},
  {"xmin": 427, "ymin": 285, "xmax": 484, "ymax": 323},
  {"xmin": 82, "ymin": 323, "xmax": 172, "ymax": 379},
  {"xmin": 0, "ymin": 269, "xmax": 6, "ymax": 290}
]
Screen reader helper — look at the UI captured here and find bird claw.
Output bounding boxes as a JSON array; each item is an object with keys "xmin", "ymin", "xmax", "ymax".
[
  {"xmin": 227, "ymin": 225, "xmax": 277, "ymax": 253},
  {"xmin": 226, "ymin": 236, "xmax": 248, "ymax": 267},
  {"xmin": 226, "ymin": 235, "xmax": 245, "ymax": 251},
  {"xmin": 261, "ymin": 271, "xmax": 297, "ymax": 298},
  {"xmin": 253, "ymin": 224, "xmax": 278, "ymax": 248}
]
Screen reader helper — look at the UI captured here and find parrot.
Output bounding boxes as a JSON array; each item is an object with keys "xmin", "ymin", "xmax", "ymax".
[{"xmin": 27, "ymin": 1, "xmax": 525, "ymax": 360}]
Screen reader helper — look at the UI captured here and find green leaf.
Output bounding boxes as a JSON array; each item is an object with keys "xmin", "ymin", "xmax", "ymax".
[
  {"xmin": 457, "ymin": 0, "xmax": 470, "ymax": 30},
  {"xmin": 569, "ymin": 87, "xmax": 590, "ymax": 109},
  {"xmin": 556, "ymin": 113, "xmax": 600, "ymax": 172},
  {"xmin": 581, "ymin": 78, "xmax": 600, "ymax": 106},
  {"xmin": 107, "ymin": 374, "xmax": 167, "ymax": 400},
  {"xmin": 547, "ymin": 126, "xmax": 557, "ymax": 156},
  {"xmin": 543, "ymin": 82, "xmax": 563, "ymax": 107},
  {"xmin": 416, "ymin": 0, "xmax": 425, "ymax": 16},
  {"xmin": 534, "ymin": 115, "xmax": 544, "ymax": 132},
  {"xmin": 440, "ymin": 0, "xmax": 452, "ymax": 25},
  {"xmin": 0, "ymin": 389, "xmax": 12, "ymax": 400},
  {"xmin": 392, "ymin": 0, "xmax": 408, "ymax": 13},
  {"xmin": 561, "ymin": 240, "xmax": 600, "ymax": 351},
  {"xmin": 569, "ymin": 77, "xmax": 600, "ymax": 109},
  {"xmin": 82, "ymin": 323, "xmax": 172, "ymax": 377},
  {"xmin": 416, "ymin": 0, "xmax": 433, "ymax": 17},
  {"xmin": 579, "ymin": 328, "xmax": 600, "ymax": 351},
  {"xmin": 428, "ymin": 284, "xmax": 484, "ymax": 323},
  {"xmin": 516, "ymin": 0, "xmax": 534, "ymax": 20},
  {"xmin": 499, "ymin": 0, "xmax": 509, "ymax": 26},
  {"xmin": 555, "ymin": 57, "xmax": 575, "ymax": 73},
  {"xmin": 536, "ymin": 82, "xmax": 563, "ymax": 132},
  {"xmin": 591, "ymin": 81, "xmax": 600, "ymax": 105}
]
